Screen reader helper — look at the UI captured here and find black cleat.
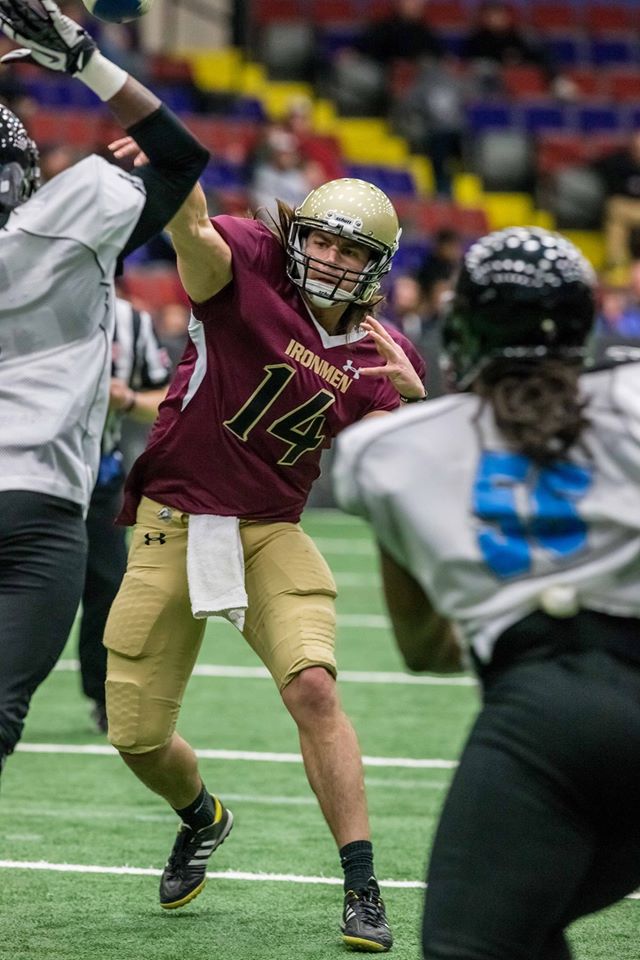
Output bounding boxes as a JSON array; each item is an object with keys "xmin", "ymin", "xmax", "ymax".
[
  {"xmin": 342, "ymin": 879, "xmax": 393, "ymax": 952},
  {"xmin": 159, "ymin": 797, "xmax": 233, "ymax": 909}
]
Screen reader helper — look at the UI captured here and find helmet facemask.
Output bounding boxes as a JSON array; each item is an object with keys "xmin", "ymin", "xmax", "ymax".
[{"xmin": 286, "ymin": 179, "xmax": 400, "ymax": 308}]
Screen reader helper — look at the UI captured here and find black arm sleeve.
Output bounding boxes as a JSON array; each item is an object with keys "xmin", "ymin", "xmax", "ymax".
[{"xmin": 121, "ymin": 104, "xmax": 210, "ymax": 258}]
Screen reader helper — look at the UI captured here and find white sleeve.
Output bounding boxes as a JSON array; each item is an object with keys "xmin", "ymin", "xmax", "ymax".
[
  {"xmin": 332, "ymin": 416, "xmax": 392, "ymax": 518},
  {"xmin": 15, "ymin": 155, "xmax": 146, "ymax": 277}
]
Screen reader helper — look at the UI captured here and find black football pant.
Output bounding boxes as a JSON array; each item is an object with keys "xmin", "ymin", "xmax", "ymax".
[
  {"xmin": 78, "ymin": 483, "xmax": 127, "ymax": 706},
  {"xmin": 422, "ymin": 641, "xmax": 640, "ymax": 960},
  {"xmin": 0, "ymin": 491, "xmax": 87, "ymax": 766}
]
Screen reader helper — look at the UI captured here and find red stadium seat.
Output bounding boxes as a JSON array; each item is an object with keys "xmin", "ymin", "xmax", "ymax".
[
  {"xmin": 606, "ymin": 69, "xmax": 640, "ymax": 103},
  {"xmin": 425, "ymin": 1, "xmax": 468, "ymax": 30},
  {"xmin": 585, "ymin": 5, "xmax": 635, "ymax": 34},
  {"xmin": 502, "ymin": 65, "xmax": 549, "ymax": 99},
  {"xmin": 310, "ymin": 0, "xmax": 358, "ymax": 23},
  {"xmin": 254, "ymin": 0, "xmax": 301, "ymax": 24},
  {"xmin": 122, "ymin": 270, "xmax": 189, "ymax": 311},
  {"xmin": 530, "ymin": 3, "xmax": 580, "ymax": 31},
  {"xmin": 537, "ymin": 134, "xmax": 591, "ymax": 176},
  {"xmin": 566, "ymin": 67, "xmax": 602, "ymax": 98}
]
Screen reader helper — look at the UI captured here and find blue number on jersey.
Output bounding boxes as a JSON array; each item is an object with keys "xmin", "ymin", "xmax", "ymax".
[{"xmin": 472, "ymin": 451, "xmax": 593, "ymax": 579}]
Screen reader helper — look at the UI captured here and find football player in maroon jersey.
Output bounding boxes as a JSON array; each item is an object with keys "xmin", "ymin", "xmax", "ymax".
[{"xmin": 103, "ymin": 160, "xmax": 426, "ymax": 951}]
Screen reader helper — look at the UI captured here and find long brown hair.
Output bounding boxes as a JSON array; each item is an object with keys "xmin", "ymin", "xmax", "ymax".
[
  {"xmin": 261, "ymin": 199, "xmax": 382, "ymax": 334},
  {"xmin": 474, "ymin": 358, "xmax": 589, "ymax": 464}
]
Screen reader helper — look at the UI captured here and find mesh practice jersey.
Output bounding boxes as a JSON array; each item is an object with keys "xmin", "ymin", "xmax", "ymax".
[
  {"xmin": 334, "ymin": 362, "xmax": 640, "ymax": 664},
  {"xmin": 0, "ymin": 155, "xmax": 146, "ymax": 511},
  {"xmin": 121, "ymin": 215, "xmax": 425, "ymax": 524}
]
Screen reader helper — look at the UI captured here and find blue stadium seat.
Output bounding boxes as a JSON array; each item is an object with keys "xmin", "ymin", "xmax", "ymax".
[
  {"xmin": 466, "ymin": 103, "xmax": 515, "ymax": 133},
  {"xmin": 522, "ymin": 103, "xmax": 568, "ymax": 133},
  {"xmin": 589, "ymin": 38, "xmax": 638, "ymax": 67},
  {"xmin": 226, "ymin": 98, "xmax": 267, "ymax": 122},
  {"xmin": 436, "ymin": 31, "xmax": 466, "ymax": 58},
  {"xmin": 152, "ymin": 83, "xmax": 198, "ymax": 114},
  {"xmin": 346, "ymin": 165, "xmax": 416, "ymax": 195},
  {"xmin": 577, "ymin": 105, "xmax": 624, "ymax": 134},
  {"xmin": 392, "ymin": 241, "xmax": 429, "ymax": 274},
  {"xmin": 23, "ymin": 76, "xmax": 98, "ymax": 108},
  {"xmin": 200, "ymin": 161, "xmax": 249, "ymax": 191},
  {"xmin": 543, "ymin": 36, "xmax": 582, "ymax": 67}
]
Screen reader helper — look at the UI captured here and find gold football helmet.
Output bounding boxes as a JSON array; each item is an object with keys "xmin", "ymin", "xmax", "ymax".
[{"xmin": 286, "ymin": 178, "xmax": 401, "ymax": 307}]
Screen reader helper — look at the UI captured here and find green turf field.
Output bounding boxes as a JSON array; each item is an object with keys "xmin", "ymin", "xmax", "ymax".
[{"xmin": 1, "ymin": 510, "xmax": 637, "ymax": 960}]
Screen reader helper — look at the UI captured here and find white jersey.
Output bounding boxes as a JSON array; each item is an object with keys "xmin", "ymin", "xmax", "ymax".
[
  {"xmin": 333, "ymin": 362, "xmax": 640, "ymax": 664},
  {"xmin": 0, "ymin": 155, "xmax": 146, "ymax": 511}
]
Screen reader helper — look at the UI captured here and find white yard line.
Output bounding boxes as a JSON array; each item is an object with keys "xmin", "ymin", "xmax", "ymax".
[
  {"xmin": 15, "ymin": 742, "xmax": 459, "ymax": 769},
  {"xmin": 0, "ymin": 859, "xmax": 423, "ymax": 888},
  {"xmin": 54, "ymin": 660, "xmax": 476, "ymax": 687},
  {"xmin": 1, "ymin": 860, "xmax": 638, "ymax": 900}
]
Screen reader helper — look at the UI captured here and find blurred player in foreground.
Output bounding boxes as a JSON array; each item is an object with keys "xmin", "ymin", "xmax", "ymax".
[
  {"xmin": 334, "ymin": 226, "xmax": 640, "ymax": 960},
  {"xmin": 0, "ymin": 0, "xmax": 208, "ymax": 780}
]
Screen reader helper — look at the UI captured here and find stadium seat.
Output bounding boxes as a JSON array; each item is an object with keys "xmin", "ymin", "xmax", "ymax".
[
  {"xmin": 577, "ymin": 105, "xmax": 624, "ymax": 134},
  {"xmin": 536, "ymin": 133, "xmax": 591, "ymax": 176},
  {"xmin": 522, "ymin": 102, "xmax": 567, "ymax": 133},
  {"xmin": 122, "ymin": 269, "xmax": 188, "ymax": 311},
  {"xmin": 566, "ymin": 67, "xmax": 602, "ymax": 98},
  {"xmin": 466, "ymin": 103, "xmax": 515, "ymax": 133},
  {"xmin": 589, "ymin": 38, "xmax": 637, "ymax": 67},
  {"xmin": 548, "ymin": 166, "xmax": 606, "ymax": 230},
  {"xmin": 260, "ymin": 21, "xmax": 315, "ymax": 80},
  {"xmin": 606, "ymin": 70, "xmax": 640, "ymax": 104},
  {"xmin": 585, "ymin": 4, "xmax": 635, "ymax": 34},
  {"xmin": 530, "ymin": 3, "xmax": 580, "ymax": 31},
  {"xmin": 502, "ymin": 65, "xmax": 549, "ymax": 99},
  {"xmin": 472, "ymin": 130, "xmax": 533, "ymax": 191},
  {"xmin": 543, "ymin": 36, "xmax": 582, "ymax": 67},
  {"xmin": 254, "ymin": 0, "xmax": 301, "ymax": 24},
  {"xmin": 425, "ymin": 1, "xmax": 468, "ymax": 30}
]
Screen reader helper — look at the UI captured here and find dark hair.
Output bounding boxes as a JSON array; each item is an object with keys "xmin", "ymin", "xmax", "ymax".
[
  {"xmin": 474, "ymin": 358, "xmax": 589, "ymax": 465},
  {"xmin": 263, "ymin": 198, "xmax": 381, "ymax": 334}
]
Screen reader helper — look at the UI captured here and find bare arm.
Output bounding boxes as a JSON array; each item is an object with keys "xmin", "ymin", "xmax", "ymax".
[
  {"xmin": 378, "ymin": 547, "xmax": 464, "ymax": 674},
  {"xmin": 108, "ymin": 380, "xmax": 167, "ymax": 425},
  {"xmin": 165, "ymin": 183, "xmax": 233, "ymax": 304}
]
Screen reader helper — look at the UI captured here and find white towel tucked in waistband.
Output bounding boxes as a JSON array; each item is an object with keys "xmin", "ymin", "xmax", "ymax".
[{"xmin": 186, "ymin": 514, "xmax": 248, "ymax": 631}]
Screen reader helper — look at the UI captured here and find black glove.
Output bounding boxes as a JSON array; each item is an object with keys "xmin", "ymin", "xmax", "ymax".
[{"xmin": 0, "ymin": 0, "xmax": 96, "ymax": 74}]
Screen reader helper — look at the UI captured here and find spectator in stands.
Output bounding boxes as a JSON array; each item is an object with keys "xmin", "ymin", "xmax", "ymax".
[
  {"xmin": 358, "ymin": 0, "xmax": 443, "ymax": 69},
  {"xmin": 384, "ymin": 273, "xmax": 448, "ymax": 398},
  {"xmin": 595, "ymin": 131, "xmax": 640, "ymax": 269},
  {"xmin": 327, "ymin": 0, "xmax": 443, "ymax": 117},
  {"xmin": 393, "ymin": 60, "xmax": 468, "ymax": 196},
  {"xmin": 282, "ymin": 95, "xmax": 345, "ymax": 183},
  {"xmin": 596, "ymin": 266, "xmax": 640, "ymax": 341},
  {"xmin": 249, "ymin": 127, "xmax": 314, "ymax": 217},
  {"xmin": 461, "ymin": 1, "xmax": 573, "ymax": 98},
  {"xmin": 153, "ymin": 300, "xmax": 190, "ymax": 369},
  {"xmin": 416, "ymin": 227, "xmax": 463, "ymax": 292}
]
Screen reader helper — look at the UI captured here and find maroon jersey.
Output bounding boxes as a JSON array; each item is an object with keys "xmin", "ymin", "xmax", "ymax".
[{"xmin": 121, "ymin": 216, "xmax": 425, "ymax": 524}]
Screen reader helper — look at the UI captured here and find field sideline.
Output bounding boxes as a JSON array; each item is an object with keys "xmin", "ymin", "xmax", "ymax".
[{"xmin": 1, "ymin": 510, "xmax": 637, "ymax": 960}]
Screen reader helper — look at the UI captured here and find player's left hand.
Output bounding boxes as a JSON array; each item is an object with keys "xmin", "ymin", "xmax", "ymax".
[
  {"xmin": 358, "ymin": 316, "xmax": 426, "ymax": 400},
  {"xmin": 108, "ymin": 135, "xmax": 148, "ymax": 167},
  {"xmin": 0, "ymin": 0, "xmax": 96, "ymax": 75}
]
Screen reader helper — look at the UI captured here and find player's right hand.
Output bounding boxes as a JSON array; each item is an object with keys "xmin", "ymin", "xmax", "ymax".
[
  {"xmin": 109, "ymin": 135, "xmax": 149, "ymax": 167},
  {"xmin": 0, "ymin": 0, "xmax": 96, "ymax": 75}
]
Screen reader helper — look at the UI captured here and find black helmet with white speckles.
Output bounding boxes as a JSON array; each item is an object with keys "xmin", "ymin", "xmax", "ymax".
[
  {"xmin": 442, "ymin": 226, "xmax": 596, "ymax": 389},
  {"xmin": 0, "ymin": 105, "xmax": 40, "ymax": 225}
]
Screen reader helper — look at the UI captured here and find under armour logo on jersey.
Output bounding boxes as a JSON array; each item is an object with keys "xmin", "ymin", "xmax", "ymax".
[
  {"xmin": 343, "ymin": 359, "xmax": 361, "ymax": 380},
  {"xmin": 144, "ymin": 532, "xmax": 167, "ymax": 545}
]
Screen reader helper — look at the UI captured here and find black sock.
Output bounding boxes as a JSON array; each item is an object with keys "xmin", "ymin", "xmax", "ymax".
[
  {"xmin": 174, "ymin": 785, "xmax": 215, "ymax": 832},
  {"xmin": 340, "ymin": 840, "xmax": 375, "ymax": 892}
]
